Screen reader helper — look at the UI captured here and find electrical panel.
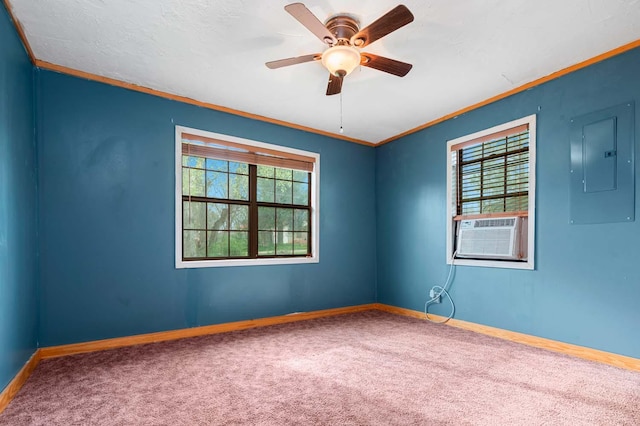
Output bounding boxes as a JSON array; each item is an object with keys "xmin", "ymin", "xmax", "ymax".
[{"xmin": 569, "ymin": 102, "xmax": 635, "ymax": 224}]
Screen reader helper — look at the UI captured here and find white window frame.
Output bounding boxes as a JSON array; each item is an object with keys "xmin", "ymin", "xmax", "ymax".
[
  {"xmin": 446, "ymin": 114, "xmax": 536, "ymax": 270},
  {"xmin": 175, "ymin": 125, "xmax": 320, "ymax": 268}
]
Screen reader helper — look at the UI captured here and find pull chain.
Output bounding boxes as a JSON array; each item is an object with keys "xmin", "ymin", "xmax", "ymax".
[{"xmin": 339, "ymin": 91, "xmax": 344, "ymax": 133}]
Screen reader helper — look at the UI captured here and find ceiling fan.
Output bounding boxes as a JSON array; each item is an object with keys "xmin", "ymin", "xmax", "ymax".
[{"xmin": 266, "ymin": 3, "xmax": 414, "ymax": 96}]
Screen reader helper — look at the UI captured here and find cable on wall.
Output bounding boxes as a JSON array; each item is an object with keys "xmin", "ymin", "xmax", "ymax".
[{"xmin": 424, "ymin": 252, "xmax": 456, "ymax": 324}]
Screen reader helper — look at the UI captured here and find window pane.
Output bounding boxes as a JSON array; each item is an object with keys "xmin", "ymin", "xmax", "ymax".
[
  {"xmin": 230, "ymin": 205, "xmax": 249, "ymax": 230},
  {"xmin": 482, "ymin": 158, "xmax": 505, "ymax": 197},
  {"xmin": 229, "ymin": 162, "xmax": 249, "ymax": 175},
  {"xmin": 258, "ymin": 207, "xmax": 276, "ymax": 230},
  {"xmin": 294, "ymin": 232, "xmax": 308, "ymax": 255},
  {"xmin": 258, "ymin": 231, "xmax": 275, "ymax": 255},
  {"xmin": 229, "ymin": 174, "xmax": 249, "ymax": 201},
  {"xmin": 207, "ymin": 203, "xmax": 228, "ymax": 230},
  {"xmin": 483, "ymin": 138, "xmax": 506, "ymax": 157},
  {"xmin": 462, "ymin": 201, "xmax": 480, "ymax": 215},
  {"xmin": 293, "ymin": 170, "xmax": 309, "ymax": 183},
  {"xmin": 462, "ymin": 145, "xmax": 483, "ymax": 162},
  {"xmin": 183, "ymin": 230, "xmax": 206, "ymax": 258},
  {"xmin": 293, "ymin": 182, "xmax": 309, "ymax": 205},
  {"xmin": 206, "ymin": 171, "xmax": 228, "ymax": 199},
  {"xmin": 505, "ymin": 195, "xmax": 528, "ymax": 212},
  {"xmin": 207, "ymin": 231, "xmax": 229, "ymax": 257},
  {"xmin": 507, "ymin": 154, "xmax": 528, "ymax": 194},
  {"xmin": 182, "ymin": 168, "xmax": 190, "ymax": 195},
  {"xmin": 183, "ymin": 201, "xmax": 206, "ymax": 229},
  {"xmin": 182, "ymin": 155, "xmax": 189, "ymax": 167},
  {"xmin": 507, "ymin": 183, "xmax": 528, "ymax": 194},
  {"xmin": 275, "ymin": 168, "xmax": 293, "ymax": 180},
  {"xmin": 481, "ymin": 198, "xmax": 504, "ymax": 213},
  {"xmin": 230, "ymin": 231, "xmax": 249, "ymax": 257},
  {"xmin": 508, "ymin": 132, "xmax": 529, "ymax": 150},
  {"xmin": 257, "ymin": 165, "xmax": 274, "ymax": 178},
  {"xmin": 257, "ymin": 177, "xmax": 275, "ymax": 202},
  {"xmin": 206, "ymin": 158, "xmax": 228, "ymax": 172},
  {"xmin": 186, "ymin": 156, "xmax": 205, "ymax": 168},
  {"xmin": 189, "ymin": 169, "xmax": 205, "ymax": 197},
  {"xmin": 294, "ymin": 209, "xmax": 309, "ymax": 232},
  {"xmin": 275, "ymin": 180, "xmax": 293, "ymax": 204},
  {"xmin": 461, "ymin": 163, "xmax": 480, "ymax": 199},
  {"xmin": 276, "ymin": 208, "xmax": 293, "ymax": 231},
  {"xmin": 276, "ymin": 232, "xmax": 294, "ymax": 255}
]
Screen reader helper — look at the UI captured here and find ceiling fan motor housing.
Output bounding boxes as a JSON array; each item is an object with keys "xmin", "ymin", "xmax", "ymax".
[{"xmin": 325, "ymin": 15, "xmax": 360, "ymax": 45}]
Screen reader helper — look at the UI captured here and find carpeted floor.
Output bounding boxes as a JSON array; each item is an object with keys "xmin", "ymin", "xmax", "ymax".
[{"xmin": 1, "ymin": 311, "xmax": 639, "ymax": 425}]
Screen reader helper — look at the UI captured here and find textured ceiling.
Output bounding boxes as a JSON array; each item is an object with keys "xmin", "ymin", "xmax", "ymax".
[{"xmin": 7, "ymin": 0, "xmax": 640, "ymax": 144}]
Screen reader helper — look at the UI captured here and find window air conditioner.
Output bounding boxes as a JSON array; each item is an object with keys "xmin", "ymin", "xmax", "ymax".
[{"xmin": 456, "ymin": 217, "xmax": 522, "ymax": 260}]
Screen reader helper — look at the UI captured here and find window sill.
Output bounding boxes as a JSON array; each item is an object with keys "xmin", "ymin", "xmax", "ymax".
[
  {"xmin": 176, "ymin": 255, "xmax": 319, "ymax": 269},
  {"xmin": 447, "ymin": 256, "xmax": 534, "ymax": 270}
]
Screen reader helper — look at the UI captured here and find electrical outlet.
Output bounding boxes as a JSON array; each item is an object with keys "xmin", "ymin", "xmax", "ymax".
[{"xmin": 429, "ymin": 289, "xmax": 441, "ymax": 303}]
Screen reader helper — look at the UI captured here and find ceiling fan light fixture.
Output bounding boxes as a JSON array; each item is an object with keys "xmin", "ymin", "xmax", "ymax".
[{"xmin": 321, "ymin": 45, "xmax": 361, "ymax": 77}]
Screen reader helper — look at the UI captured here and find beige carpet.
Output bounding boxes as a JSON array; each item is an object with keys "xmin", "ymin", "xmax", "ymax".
[{"xmin": 1, "ymin": 311, "xmax": 639, "ymax": 425}]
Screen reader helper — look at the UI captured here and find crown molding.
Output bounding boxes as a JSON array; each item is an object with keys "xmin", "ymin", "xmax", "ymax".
[
  {"xmin": 376, "ymin": 38, "xmax": 640, "ymax": 145},
  {"xmin": 2, "ymin": 0, "xmax": 35, "ymax": 63}
]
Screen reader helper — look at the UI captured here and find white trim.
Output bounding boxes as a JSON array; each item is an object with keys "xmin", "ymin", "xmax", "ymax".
[
  {"xmin": 175, "ymin": 126, "xmax": 320, "ymax": 269},
  {"xmin": 445, "ymin": 114, "xmax": 536, "ymax": 270}
]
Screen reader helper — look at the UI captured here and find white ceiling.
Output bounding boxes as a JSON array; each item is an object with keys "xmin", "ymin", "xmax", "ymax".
[{"xmin": 8, "ymin": 0, "xmax": 640, "ymax": 144}]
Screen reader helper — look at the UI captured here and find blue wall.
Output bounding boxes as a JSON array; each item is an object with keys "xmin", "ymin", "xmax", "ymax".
[
  {"xmin": 377, "ymin": 47, "xmax": 640, "ymax": 358},
  {"xmin": 0, "ymin": 4, "xmax": 38, "ymax": 392},
  {"xmin": 36, "ymin": 71, "xmax": 377, "ymax": 346}
]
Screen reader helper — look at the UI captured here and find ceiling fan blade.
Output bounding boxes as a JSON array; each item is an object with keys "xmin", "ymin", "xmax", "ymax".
[
  {"xmin": 350, "ymin": 5, "xmax": 414, "ymax": 48},
  {"xmin": 326, "ymin": 73, "xmax": 343, "ymax": 96},
  {"xmin": 266, "ymin": 54, "xmax": 320, "ymax": 69},
  {"xmin": 285, "ymin": 3, "xmax": 337, "ymax": 45},
  {"xmin": 361, "ymin": 53, "xmax": 412, "ymax": 77}
]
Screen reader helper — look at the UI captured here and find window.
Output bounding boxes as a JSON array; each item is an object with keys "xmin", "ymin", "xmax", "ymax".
[
  {"xmin": 175, "ymin": 126, "xmax": 319, "ymax": 268},
  {"xmin": 446, "ymin": 115, "xmax": 536, "ymax": 269}
]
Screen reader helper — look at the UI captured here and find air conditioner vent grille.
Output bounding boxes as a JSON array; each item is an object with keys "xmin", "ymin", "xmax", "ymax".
[
  {"xmin": 474, "ymin": 218, "xmax": 515, "ymax": 228},
  {"xmin": 456, "ymin": 216, "xmax": 522, "ymax": 260}
]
